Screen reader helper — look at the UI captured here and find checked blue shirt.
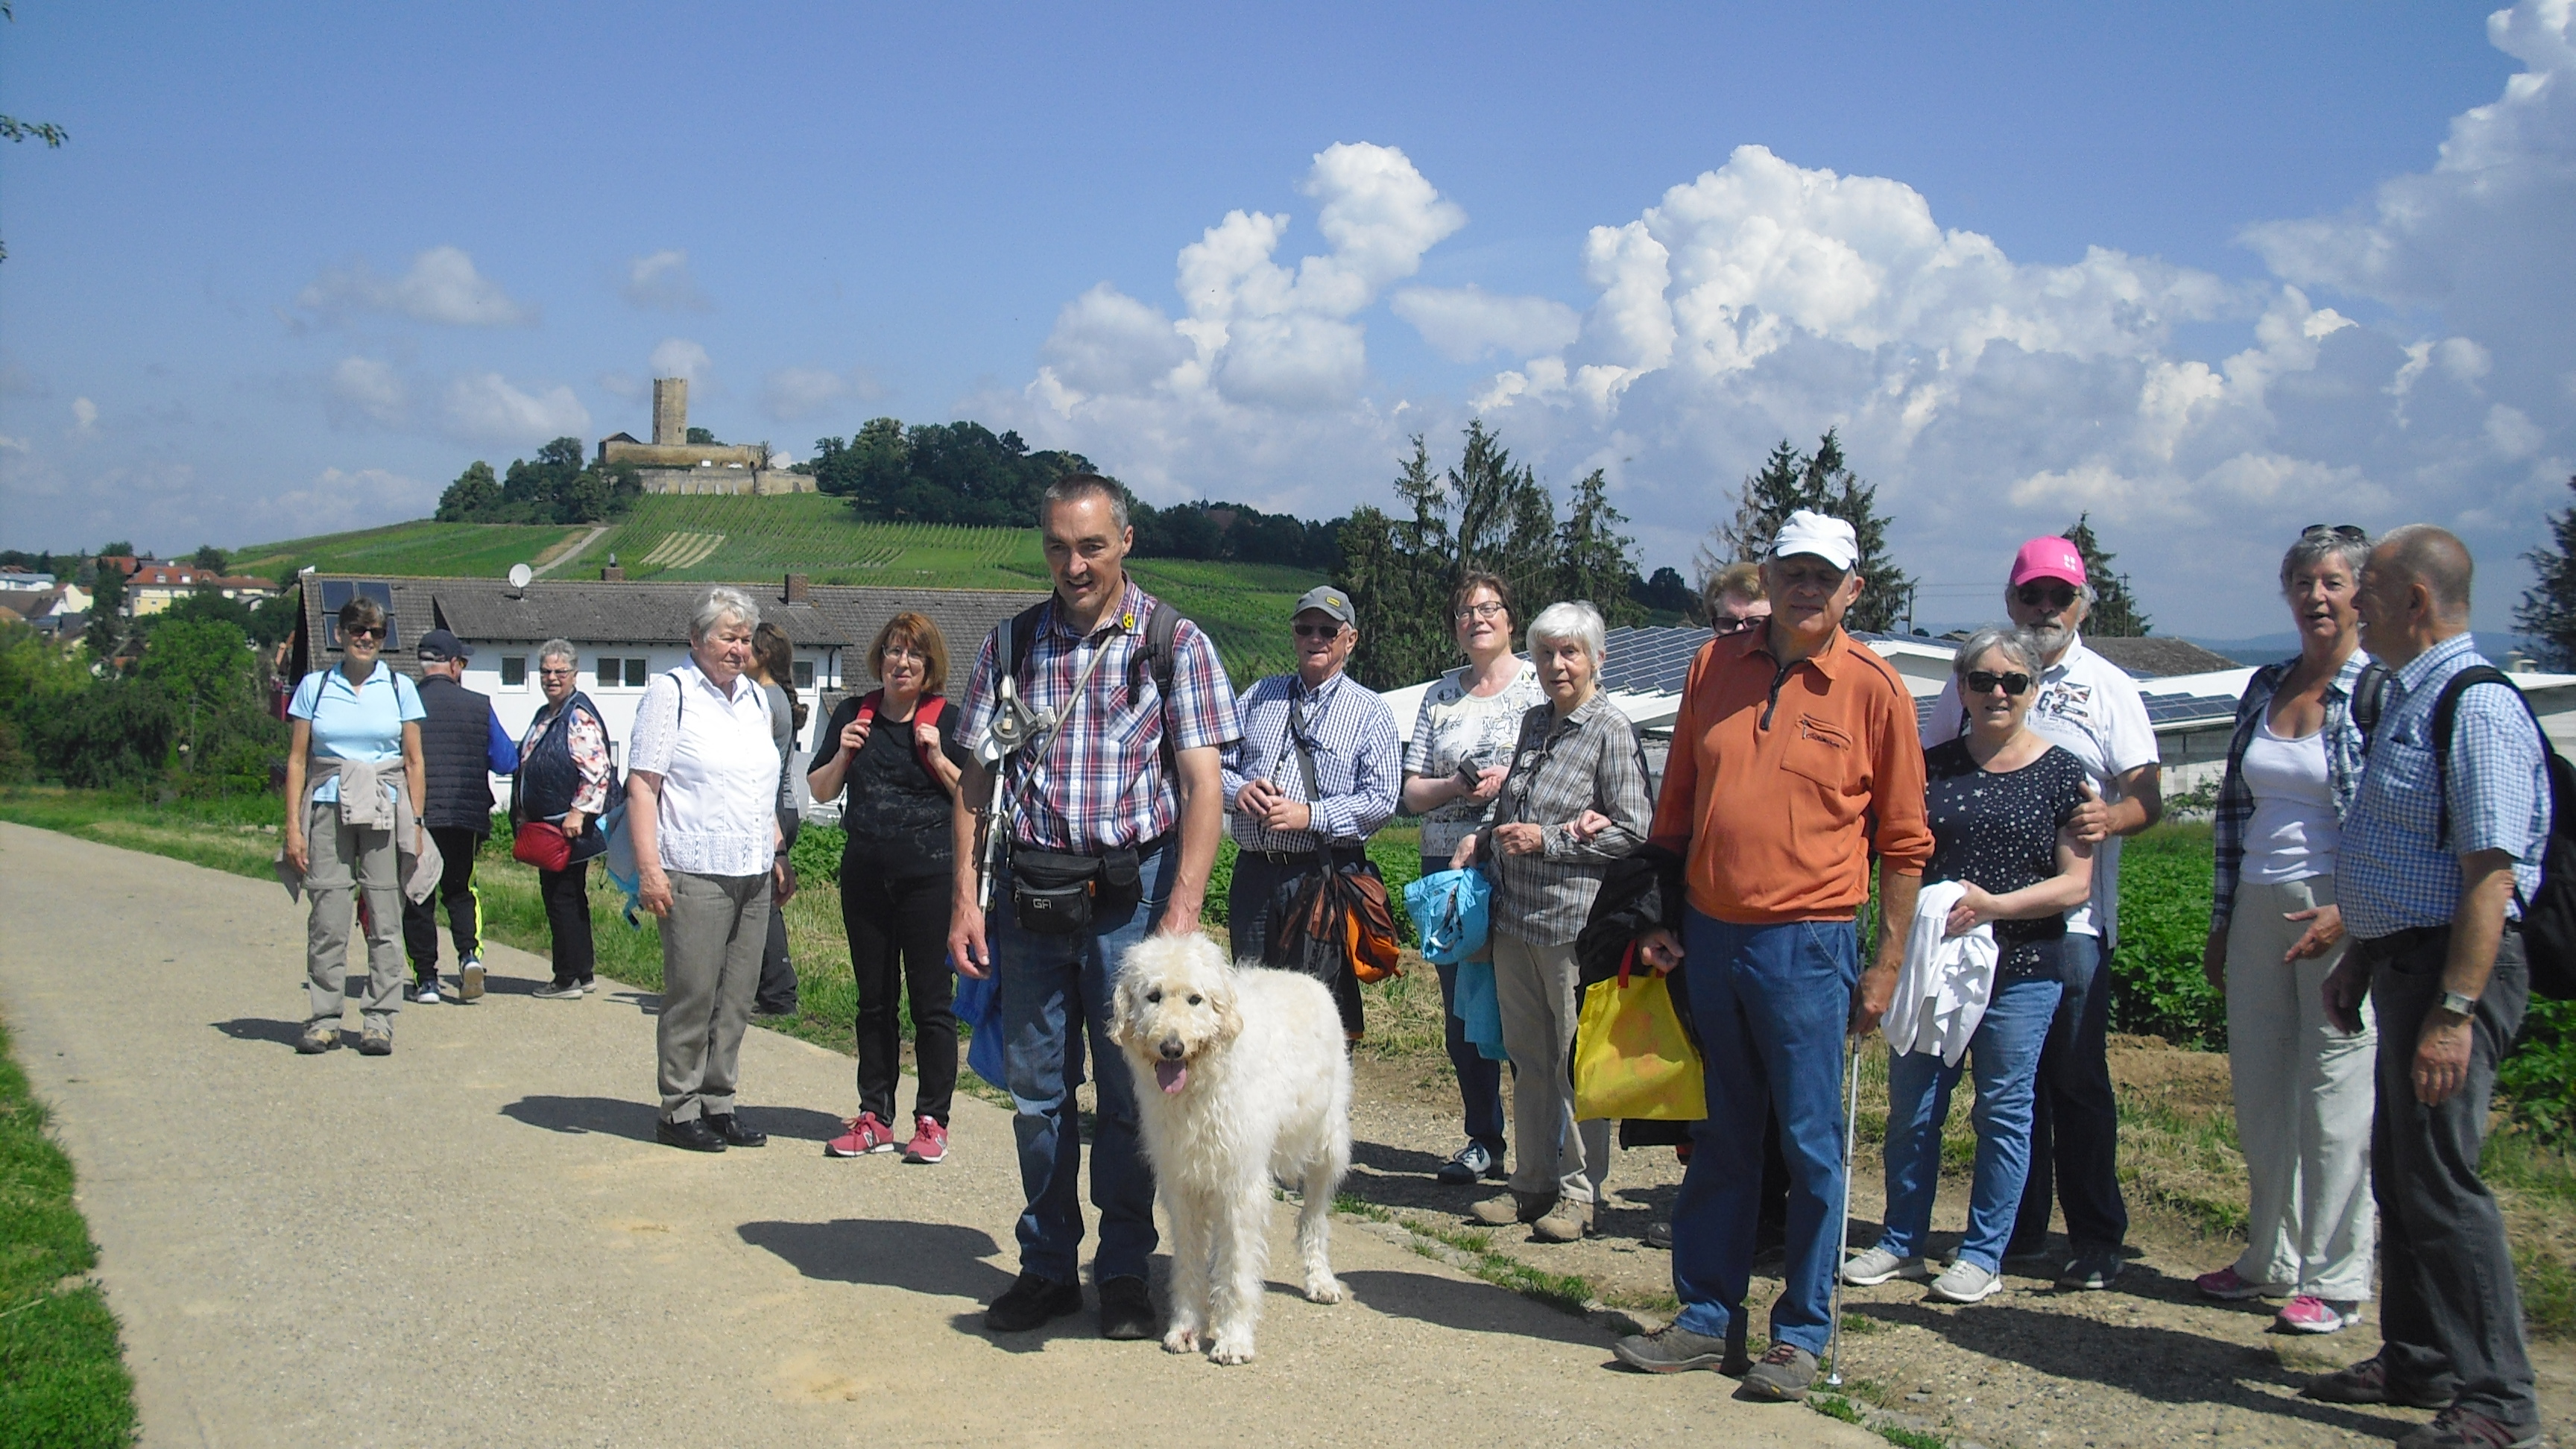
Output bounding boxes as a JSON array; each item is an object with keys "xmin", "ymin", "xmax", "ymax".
[
  {"xmin": 1220, "ymin": 669, "xmax": 1401, "ymax": 853},
  {"xmin": 2336, "ymin": 633, "xmax": 2551, "ymax": 941}
]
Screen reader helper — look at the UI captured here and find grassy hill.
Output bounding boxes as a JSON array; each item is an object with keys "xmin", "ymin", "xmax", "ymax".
[{"xmin": 228, "ymin": 495, "xmax": 1326, "ymax": 684}]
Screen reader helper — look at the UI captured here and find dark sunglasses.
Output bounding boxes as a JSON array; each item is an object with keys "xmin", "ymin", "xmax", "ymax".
[
  {"xmin": 2302, "ymin": 523, "xmax": 2367, "ymax": 541},
  {"xmin": 2014, "ymin": 583, "xmax": 2078, "ymax": 609},
  {"xmin": 1292, "ymin": 622, "xmax": 1345, "ymax": 639},
  {"xmin": 1709, "ymin": 615, "xmax": 1766, "ymax": 637},
  {"xmin": 1966, "ymin": 669, "xmax": 2033, "ymax": 696},
  {"xmin": 343, "ymin": 625, "xmax": 384, "ymax": 640}
]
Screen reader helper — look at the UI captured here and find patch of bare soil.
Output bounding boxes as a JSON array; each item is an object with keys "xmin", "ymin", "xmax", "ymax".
[{"xmin": 1336, "ymin": 1042, "xmax": 2576, "ymax": 1449}]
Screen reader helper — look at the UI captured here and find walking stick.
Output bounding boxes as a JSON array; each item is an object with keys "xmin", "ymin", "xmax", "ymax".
[{"xmin": 1825, "ymin": 1035, "xmax": 1861, "ymax": 1389}]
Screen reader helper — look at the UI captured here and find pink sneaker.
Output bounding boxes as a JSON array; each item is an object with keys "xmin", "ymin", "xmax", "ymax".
[
  {"xmin": 902, "ymin": 1116, "xmax": 949, "ymax": 1164},
  {"xmin": 2195, "ymin": 1266, "xmax": 2278, "ymax": 1301},
  {"xmin": 2276, "ymin": 1295, "xmax": 2359, "ymax": 1334},
  {"xmin": 826, "ymin": 1111, "xmax": 897, "ymax": 1158}
]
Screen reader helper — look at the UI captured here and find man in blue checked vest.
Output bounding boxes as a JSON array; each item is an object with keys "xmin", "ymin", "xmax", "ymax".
[
  {"xmin": 1219, "ymin": 584, "xmax": 1403, "ymax": 1035},
  {"xmin": 2302, "ymin": 525, "xmax": 2548, "ymax": 1449},
  {"xmin": 947, "ymin": 473, "xmax": 1241, "ymax": 1343}
]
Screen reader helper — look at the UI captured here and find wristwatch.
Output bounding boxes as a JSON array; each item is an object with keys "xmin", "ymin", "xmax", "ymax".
[{"xmin": 2438, "ymin": 989, "xmax": 2479, "ymax": 1018}]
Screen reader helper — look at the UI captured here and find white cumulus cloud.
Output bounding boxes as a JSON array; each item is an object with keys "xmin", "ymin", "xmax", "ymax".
[
  {"xmin": 623, "ymin": 249, "xmax": 710, "ymax": 312},
  {"xmin": 1391, "ymin": 285, "xmax": 1583, "ymax": 362},
  {"xmin": 295, "ymin": 245, "xmax": 537, "ymax": 327},
  {"xmin": 326, "ymin": 356, "xmax": 407, "ymax": 427},
  {"xmin": 440, "ymin": 373, "xmax": 590, "ymax": 446},
  {"xmin": 649, "ymin": 338, "xmax": 713, "ymax": 384}
]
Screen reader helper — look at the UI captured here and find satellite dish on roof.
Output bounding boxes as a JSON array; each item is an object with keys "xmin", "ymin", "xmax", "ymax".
[{"xmin": 508, "ymin": 563, "xmax": 534, "ymax": 590}]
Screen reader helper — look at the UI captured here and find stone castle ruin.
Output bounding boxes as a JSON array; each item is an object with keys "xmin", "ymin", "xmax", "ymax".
[{"xmin": 596, "ymin": 378, "xmax": 815, "ymax": 496}]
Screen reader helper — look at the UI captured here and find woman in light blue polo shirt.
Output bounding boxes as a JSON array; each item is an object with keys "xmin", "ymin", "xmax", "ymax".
[{"xmin": 283, "ymin": 593, "xmax": 426, "ymax": 1056}]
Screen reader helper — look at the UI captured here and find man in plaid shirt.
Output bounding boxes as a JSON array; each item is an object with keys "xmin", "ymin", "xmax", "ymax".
[{"xmin": 947, "ymin": 474, "xmax": 1240, "ymax": 1343}]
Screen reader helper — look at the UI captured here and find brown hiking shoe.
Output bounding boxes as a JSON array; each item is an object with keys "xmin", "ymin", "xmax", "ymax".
[
  {"xmin": 1532, "ymin": 1197, "xmax": 1591, "ymax": 1243},
  {"xmin": 1468, "ymin": 1191, "xmax": 1550, "ymax": 1227}
]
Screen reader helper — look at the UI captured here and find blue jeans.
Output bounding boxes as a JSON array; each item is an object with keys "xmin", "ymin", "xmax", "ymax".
[
  {"xmin": 1671, "ymin": 908, "xmax": 1857, "ymax": 1357},
  {"xmin": 993, "ymin": 842, "xmax": 1176, "ymax": 1286},
  {"xmin": 2012, "ymin": 933, "xmax": 2129, "ymax": 1255},
  {"xmin": 1877, "ymin": 973, "xmax": 2063, "ymax": 1273}
]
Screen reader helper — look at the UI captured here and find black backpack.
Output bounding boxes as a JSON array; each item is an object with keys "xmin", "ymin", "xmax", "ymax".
[
  {"xmin": 997, "ymin": 595, "xmax": 1184, "ymax": 776},
  {"xmin": 2431, "ymin": 665, "xmax": 2575, "ymax": 999}
]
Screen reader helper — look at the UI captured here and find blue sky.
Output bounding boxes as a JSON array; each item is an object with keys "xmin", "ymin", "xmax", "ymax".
[{"xmin": 4, "ymin": 1, "xmax": 2569, "ymax": 635}]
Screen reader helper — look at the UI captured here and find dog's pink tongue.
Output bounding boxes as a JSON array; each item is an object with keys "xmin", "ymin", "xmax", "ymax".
[{"xmin": 1155, "ymin": 1060, "xmax": 1187, "ymax": 1094}]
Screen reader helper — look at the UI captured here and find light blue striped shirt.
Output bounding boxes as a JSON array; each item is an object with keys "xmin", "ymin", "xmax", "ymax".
[
  {"xmin": 1220, "ymin": 669, "xmax": 1401, "ymax": 852},
  {"xmin": 2337, "ymin": 633, "xmax": 2550, "ymax": 939}
]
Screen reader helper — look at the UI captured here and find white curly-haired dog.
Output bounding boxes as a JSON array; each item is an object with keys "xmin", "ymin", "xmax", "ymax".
[{"xmin": 1111, "ymin": 930, "xmax": 1353, "ymax": 1365}]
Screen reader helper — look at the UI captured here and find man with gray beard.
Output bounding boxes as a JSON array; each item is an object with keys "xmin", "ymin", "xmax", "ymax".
[{"xmin": 1922, "ymin": 535, "xmax": 2162, "ymax": 1292}]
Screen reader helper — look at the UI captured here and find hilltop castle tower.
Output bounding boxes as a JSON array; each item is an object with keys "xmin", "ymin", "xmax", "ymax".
[{"xmin": 596, "ymin": 378, "xmax": 813, "ymax": 496}]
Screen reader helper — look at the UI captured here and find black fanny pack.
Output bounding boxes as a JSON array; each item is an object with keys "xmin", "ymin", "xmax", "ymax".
[{"xmin": 1008, "ymin": 841, "xmax": 1146, "ymax": 935}]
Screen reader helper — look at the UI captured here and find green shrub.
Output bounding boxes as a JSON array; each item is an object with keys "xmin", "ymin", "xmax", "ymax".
[
  {"xmin": 2501, "ymin": 997, "xmax": 2576, "ymax": 1147},
  {"xmin": 2106, "ymin": 824, "xmax": 2226, "ymax": 1049}
]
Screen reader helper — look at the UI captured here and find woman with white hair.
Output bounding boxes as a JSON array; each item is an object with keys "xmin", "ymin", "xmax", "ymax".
[
  {"xmin": 628, "ymin": 586, "xmax": 796, "ymax": 1152},
  {"xmin": 2191, "ymin": 525, "xmax": 2380, "ymax": 1334},
  {"xmin": 1450, "ymin": 600, "xmax": 1652, "ymax": 1243},
  {"xmin": 517, "ymin": 637, "xmax": 612, "ymax": 999}
]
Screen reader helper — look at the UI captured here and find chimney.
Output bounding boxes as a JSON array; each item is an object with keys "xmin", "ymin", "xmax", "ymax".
[
  {"xmin": 600, "ymin": 565, "xmax": 626, "ymax": 581},
  {"xmin": 783, "ymin": 572, "xmax": 809, "ymax": 604},
  {"xmin": 651, "ymin": 377, "xmax": 688, "ymax": 446}
]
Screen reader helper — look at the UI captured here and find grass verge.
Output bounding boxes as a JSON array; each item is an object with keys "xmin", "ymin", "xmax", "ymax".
[{"xmin": 0, "ymin": 1012, "xmax": 139, "ymax": 1449}]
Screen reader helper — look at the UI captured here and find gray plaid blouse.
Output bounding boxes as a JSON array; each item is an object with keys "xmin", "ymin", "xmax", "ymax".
[{"xmin": 1474, "ymin": 692, "xmax": 1653, "ymax": 946}]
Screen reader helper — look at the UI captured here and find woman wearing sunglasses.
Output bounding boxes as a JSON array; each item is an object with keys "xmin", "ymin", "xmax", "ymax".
[
  {"xmin": 1847, "ymin": 625, "xmax": 2094, "ymax": 1304},
  {"xmin": 2191, "ymin": 525, "xmax": 2380, "ymax": 1335},
  {"xmin": 282, "ymin": 593, "xmax": 428, "ymax": 1056}
]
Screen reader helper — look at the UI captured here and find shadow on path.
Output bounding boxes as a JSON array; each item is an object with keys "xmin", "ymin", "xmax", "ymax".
[
  {"xmin": 1338, "ymin": 1268, "xmax": 1607, "ymax": 1348},
  {"xmin": 212, "ymin": 1017, "xmax": 308, "ymax": 1049},
  {"xmin": 735, "ymin": 1218, "xmax": 1095, "ymax": 1348},
  {"xmin": 1860, "ymin": 1298, "xmax": 2403, "ymax": 1439},
  {"xmin": 502, "ymin": 1094, "xmax": 658, "ymax": 1140}
]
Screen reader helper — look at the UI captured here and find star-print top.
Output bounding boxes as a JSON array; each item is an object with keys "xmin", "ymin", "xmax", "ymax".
[{"xmin": 1922, "ymin": 737, "xmax": 2090, "ymax": 980}]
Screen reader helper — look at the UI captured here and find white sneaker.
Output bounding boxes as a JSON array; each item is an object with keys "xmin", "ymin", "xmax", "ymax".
[
  {"xmin": 415, "ymin": 975, "xmax": 442, "ymax": 1005},
  {"xmin": 1843, "ymin": 1247, "xmax": 1931, "ymax": 1286},
  {"xmin": 1930, "ymin": 1260, "xmax": 2003, "ymax": 1303},
  {"xmin": 458, "ymin": 955, "xmax": 485, "ymax": 1001}
]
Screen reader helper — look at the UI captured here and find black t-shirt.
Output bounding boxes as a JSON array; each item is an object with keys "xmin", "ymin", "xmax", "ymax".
[
  {"xmin": 1923, "ymin": 737, "xmax": 2089, "ymax": 979},
  {"xmin": 817, "ymin": 692, "xmax": 969, "ymax": 877}
]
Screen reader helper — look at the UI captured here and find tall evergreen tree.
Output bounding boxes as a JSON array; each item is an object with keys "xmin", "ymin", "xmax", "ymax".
[
  {"xmin": 2062, "ymin": 513, "xmax": 2152, "ymax": 637},
  {"xmin": 1694, "ymin": 429, "xmax": 1915, "ymax": 634},
  {"xmin": 1556, "ymin": 469, "xmax": 1644, "ymax": 627},
  {"xmin": 2517, "ymin": 475, "xmax": 2576, "ymax": 671}
]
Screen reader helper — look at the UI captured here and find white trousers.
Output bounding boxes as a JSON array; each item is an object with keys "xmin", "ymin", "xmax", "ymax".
[{"xmin": 2223, "ymin": 876, "xmax": 2377, "ymax": 1301}]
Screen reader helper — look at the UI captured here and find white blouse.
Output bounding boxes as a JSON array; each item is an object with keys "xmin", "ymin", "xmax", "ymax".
[
  {"xmin": 2241, "ymin": 718, "xmax": 2338, "ymax": 885},
  {"xmin": 628, "ymin": 659, "xmax": 783, "ymax": 878}
]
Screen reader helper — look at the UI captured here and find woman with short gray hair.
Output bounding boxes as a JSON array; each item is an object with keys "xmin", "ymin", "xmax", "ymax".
[
  {"xmin": 518, "ymin": 637, "xmax": 613, "ymax": 998},
  {"xmin": 1451, "ymin": 599, "xmax": 1651, "ymax": 1243},
  {"xmin": 2191, "ymin": 524, "xmax": 2378, "ymax": 1333},
  {"xmin": 627, "ymin": 587, "xmax": 795, "ymax": 1152}
]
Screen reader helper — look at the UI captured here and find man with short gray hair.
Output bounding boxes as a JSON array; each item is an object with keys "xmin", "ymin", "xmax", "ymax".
[
  {"xmin": 2301, "ymin": 525, "xmax": 2547, "ymax": 1449},
  {"xmin": 402, "ymin": 627, "xmax": 517, "ymax": 1004}
]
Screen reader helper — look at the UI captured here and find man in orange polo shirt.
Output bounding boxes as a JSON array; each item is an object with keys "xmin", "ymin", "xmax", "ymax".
[{"xmin": 1613, "ymin": 509, "xmax": 1931, "ymax": 1401}]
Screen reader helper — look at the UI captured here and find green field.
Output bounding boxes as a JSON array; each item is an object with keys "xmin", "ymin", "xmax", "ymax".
[
  {"xmin": 227, "ymin": 496, "xmax": 1329, "ymax": 686},
  {"xmin": 228, "ymin": 520, "xmax": 590, "ymax": 582}
]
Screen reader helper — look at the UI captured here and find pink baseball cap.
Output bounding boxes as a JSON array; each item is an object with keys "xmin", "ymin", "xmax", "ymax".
[{"xmin": 2009, "ymin": 537, "xmax": 2086, "ymax": 589}]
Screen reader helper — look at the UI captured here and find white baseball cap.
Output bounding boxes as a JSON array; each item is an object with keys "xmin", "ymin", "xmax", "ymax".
[{"xmin": 1767, "ymin": 509, "xmax": 1859, "ymax": 572}]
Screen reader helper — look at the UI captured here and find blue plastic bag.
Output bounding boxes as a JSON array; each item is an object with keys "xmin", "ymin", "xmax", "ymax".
[
  {"xmin": 1453, "ymin": 959, "xmax": 1509, "ymax": 1061},
  {"xmin": 1405, "ymin": 868, "xmax": 1491, "ymax": 967},
  {"xmin": 954, "ymin": 967, "xmax": 1007, "ymax": 1091}
]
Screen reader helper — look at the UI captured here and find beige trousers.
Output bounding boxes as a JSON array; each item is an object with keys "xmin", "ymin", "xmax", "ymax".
[
  {"xmin": 656, "ymin": 870, "xmax": 772, "ymax": 1123},
  {"xmin": 1492, "ymin": 931, "xmax": 1611, "ymax": 1205},
  {"xmin": 303, "ymin": 801, "xmax": 406, "ymax": 1028},
  {"xmin": 2223, "ymin": 876, "xmax": 2377, "ymax": 1301}
]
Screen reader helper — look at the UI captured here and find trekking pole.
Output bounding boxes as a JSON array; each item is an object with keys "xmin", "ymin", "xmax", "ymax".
[{"xmin": 1825, "ymin": 1035, "xmax": 1861, "ymax": 1389}]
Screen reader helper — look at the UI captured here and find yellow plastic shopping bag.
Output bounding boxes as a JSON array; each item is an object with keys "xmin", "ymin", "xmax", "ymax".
[{"xmin": 1572, "ymin": 947, "xmax": 1706, "ymax": 1122}]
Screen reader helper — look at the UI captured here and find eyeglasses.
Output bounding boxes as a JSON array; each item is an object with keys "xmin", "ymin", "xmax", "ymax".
[
  {"xmin": 2014, "ymin": 584, "xmax": 2079, "ymax": 610},
  {"xmin": 1966, "ymin": 670, "xmax": 2033, "ymax": 696},
  {"xmin": 1453, "ymin": 602, "xmax": 1507, "ymax": 622},
  {"xmin": 880, "ymin": 645, "xmax": 926, "ymax": 663},
  {"xmin": 1292, "ymin": 622, "xmax": 1345, "ymax": 640},
  {"xmin": 2302, "ymin": 523, "xmax": 2367, "ymax": 541},
  {"xmin": 1709, "ymin": 615, "xmax": 1767, "ymax": 637},
  {"xmin": 343, "ymin": 625, "xmax": 383, "ymax": 640},
  {"xmin": 537, "ymin": 668, "xmax": 575, "ymax": 678}
]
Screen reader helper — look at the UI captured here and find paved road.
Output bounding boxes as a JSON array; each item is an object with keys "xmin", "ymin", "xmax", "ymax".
[{"xmin": 0, "ymin": 823, "xmax": 1872, "ymax": 1448}]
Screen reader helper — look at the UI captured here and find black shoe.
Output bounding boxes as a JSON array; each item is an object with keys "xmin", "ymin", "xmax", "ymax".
[
  {"xmin": 656, "ymin": 1117, "xmax": 726, "ymax": 1152},
  {"xmin": 985, "ymin": 1272, "xmax": 1084, "ymax": 1333},
  {"xmin": 705, "ymin": 1113, "xmax": 766, "ymax": 1148},
  {"xmin": 2301, "ymin": 1355, "xmax": 2453, "ymax": 1409},
  {"xmin": 1098, "ymin": 1274, "xmax": 1159, "ymax": 1340},
  {"xmin": 1436, "ymin": 1140, "xmax": 1500, "ymax": 1185}
]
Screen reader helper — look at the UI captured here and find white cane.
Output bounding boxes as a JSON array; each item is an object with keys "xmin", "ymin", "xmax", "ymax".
[{"xmin": 1825, "ymin": 1035, "xmax": 1860, "ymax": 1389}]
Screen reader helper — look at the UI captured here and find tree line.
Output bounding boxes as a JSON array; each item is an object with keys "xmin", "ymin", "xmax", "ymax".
[{"xmin": 435, "ymin": 438, "xmax": 645, "ymax": 526}]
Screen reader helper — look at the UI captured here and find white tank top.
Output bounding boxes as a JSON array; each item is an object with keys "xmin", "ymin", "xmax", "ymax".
[{"xmin": 2241, "ymin": 717, "xmax": 2337, "ymax": 885}]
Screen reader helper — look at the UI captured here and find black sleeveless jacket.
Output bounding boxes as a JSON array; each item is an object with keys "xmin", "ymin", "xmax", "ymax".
[{"xmin": 415, "ymin": 673, "xmax": 499, "ymax": 833}]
